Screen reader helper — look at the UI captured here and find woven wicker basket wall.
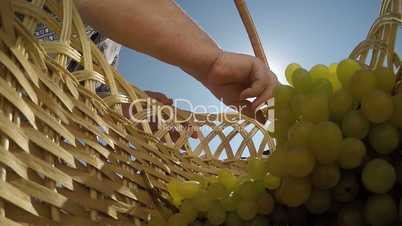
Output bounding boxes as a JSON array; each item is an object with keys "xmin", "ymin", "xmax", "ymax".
[{"xmin": 0, "ymin": 0, "xmax": 400, "ymax": 226}]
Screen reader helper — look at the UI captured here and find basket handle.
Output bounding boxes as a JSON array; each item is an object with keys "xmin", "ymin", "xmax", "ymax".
[{"xmin": 234, "ymin": 0, "xmax": 269, "ymax": 68}]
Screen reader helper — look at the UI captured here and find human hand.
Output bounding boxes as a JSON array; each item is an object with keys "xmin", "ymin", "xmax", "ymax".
[{"xmin": 200, "ymin": 51, "xmax": 278, "ymax": 118}]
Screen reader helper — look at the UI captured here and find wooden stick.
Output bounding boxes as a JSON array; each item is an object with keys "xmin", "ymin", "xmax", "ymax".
[{"xmin": 234, "ymin": 0, "xmax": 269, "ymax": 68}]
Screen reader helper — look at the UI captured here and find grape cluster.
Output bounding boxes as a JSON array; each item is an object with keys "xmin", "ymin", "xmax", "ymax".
[{"xmin": 149, "ymin": 59, "xmax": 402, "ymax": 226}]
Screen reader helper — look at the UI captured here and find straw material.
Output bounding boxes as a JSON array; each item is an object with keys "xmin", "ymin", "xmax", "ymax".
[
  {"xmin": 0, "ymin": 0, "xmax": 274, "ymax": 225},
  {"xmin": 0, "ymin": 0, "xmax": 400, "ymax": 225}
]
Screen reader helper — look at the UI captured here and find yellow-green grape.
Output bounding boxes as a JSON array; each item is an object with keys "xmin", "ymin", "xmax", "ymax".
[
  {"xmin": 311, "ymin": 164, "xmax": 340, "ymax": 189},
  {"xmin": 391, "ymin": 94, "xmax": 402, "ymax": 127},
  {"xmin": 273, "ymin": 84, "xmax": 295, "ymax": 108},
  {"xmin": 275, "ymin": 176, "xmax": 312, "ymax": 207},
  {"xmin": 374, "ymin": 67, "xmax": 395, "ymax": 93},
  {"xmin": 272, "ymin": 120, "xmax": 291, "ymax": 143},
  {"xmin": 311, "ymin": 78, "xmax": 333, "ymax": 97},
  {"xmin": 168, "ymin": 213, "xmax": 188, "ymax": 226},
  {"xmin": 290, "ymin": 93, "xmax": 305, "ymax": 116},
  {"xmin": 287, "ymin": 147, "xmax": 315, "ymax": 178},
  {"xmin": 218, "ymin": 169, "xmax": 238, "ymax": 191},
  {"xmin": 266, "ymin": 147, "xmax": 288, "ymax": 177},
  {"xmin": 220, "ymin": 193, "xmax": 239, "ymax": 212},
  {"xmin": 310, "ymin": 64, "xmax": 330, "ymax": 81},
  {"xmin": 338, "ymin": 204, "xmax": 364, "ymax": 226},
  {"xmin": 285, "ymin": 63, "xmax": 301, "ymax": 85},
  {"xmin": 305, "ymin": 189, "xmax": 332, "ymax": 214},
  {"xmin": 362, "ymin": 90, "xmax": 394, "ymax": 123},
  {"xmin": 329, "ymin": 89, "xmax": 354, "ymax": 121},
  {"xmin": 263, "ymin": 173, "xmax": 281, "ymax": 190},
  {"xmin": 247, "ymin": 216, "xmax": 271, "ymax": 226},
  {"xmin": 247, "ymin": 158, "xmax": 269, "ymax": 180},
  {"xmin": 287, "ymin": 120, "xmax": 313, "ymax": 148},
  {"xmin": 301, "ymin": 94, "xmax": 329, "ymax": 123},
  {"xmin": 337, "ymin": 59, "xmax": 361, "ymax": 88},
  {"xmin": 180, "ymin": 200, "xmax": 198, "ymax": 224},
  {"xmin": 369, "ymin": 123, "xmax": 399, "ymax": 155},
  {"xmin": 333, "ymin": 174, "xmax": 359, "ymax": 203},
  {"xmin": 207, "ymin": 182, "xmax": 228, "ymax": 200},
  {"xmin": 193, "ymin": 190, "xmax": 212, "ymax": 212},
  {"xmin": 329, "ymin": 63, "xmax": 342, "ymax": 91},
  {"xmin": 309, "ymin": 121, "xmax": 342, "ymax": 164},
  {"xmin": 236, "ymin": 199, "xmax": 258, "ymax": 221},
  {"xmin": 362, "ymin": 158, "xmax": 396, "ymax": 194},
  {"xmin": 226, "ymin": 212, "xmax": 246, "ymax": 226},
  {"xmin": 364, "ymin": 194, "xmax": 397, "ymax": 226},
  {"xmin": 293, "ymin": 68, "xmax": 313, "ymax": 93},
  {"xmin": 178, "ymin": 181, "xmax": 201, "ymax": 199},
  {"xmin": 149, "ymin": 214, "xmax": 166, "ymax": 226},
  {"xmin": 237, "ymin": 180, "xmax": 265, "ymax": 201},
  {"xmin": 257, "ymin": 192, "xmax": 275, "ymax": 215},
  {"xmin": 206, "ymin": 175, "xmax": 219, "ymax": 184},
  {"xmin": 206, "ymin": 201, "xmax": 226, "ymax": 226},
  {"xmin": 167, "ymin": 179, "xmax": 184, "ymax": 206},
  {"xmin": 341, "ymin": 110, "xmax": 370, "ymax": 139},
  {"xmin": 339, "ymin": 138, "xmax": 367, "ymax": 169},
  {"xmin": 348, "ymin": 69, "xmax": 377, "ymax": 100}
]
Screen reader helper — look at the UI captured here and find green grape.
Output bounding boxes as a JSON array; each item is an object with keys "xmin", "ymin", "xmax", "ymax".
[
  {"xmin": 236, "ymin": 199, "xmax": 258, "ymax": 221},
  {"xmin": 301, "ymin": 94, "xmax": 329, "ymax": 123},
  {"xmin": 272, "ymin": 120, "xmax": 291, "ymax": 143},
  {"xmin": 290, "ymin": 93, "xmax": 305, "ymax": 116},
  {"xmin": 167, "ymin": 179, "xmax": 184, "ymax": 206},
  {"xmin": 311, "ymin": 78, "xmax": 333, "ymax": 97},
  {"xmin": 275, "ymin": 107, "xmax": 296, "ymax": 127},
  {"xmin": 247, "ymin": 158, "xmax": 269, "ymax": 180},
  {"xmin": 305, "ymin": 189, "xmax": 332, "ymax": 214},
  {"xmin": 149, "ymin": 214, "xmax": 166, "ymax": 226},
  {"xmin": 247, "ymin": 215, "xmax": 270, "ymax": 226},
  {"xmin": 362, "ymin": 158, "xmax": 396, "ymax": 194},
  {"xmin": 287, "ymin": 147, "xmax": 316, "ymax": 178},
  {"xmin": 220, "ymin": 193, "xmax": 239, "ymax": 212},
  {"xmin": 369, "ymin": 123, "xmax": 399, "ymax": 154},
  {"xmin": 266, "ymin": 147, "xmax": 288, "ymax": 177},
  {"xmin": 364, "ymin": 194, "xmax": 397, "ymax": 226},
  {"xmin": 193, "ymin": 190, "xmax": 212, "ymax": 212},
  {"xmin": 374, "ymin": 67, "xmax": 395, "ymax": 93},
  {"xmin": 309, "ymin": 121, "xmax": 342, "ymax": 164},
  {"xmin": 275, "ymin": 176, "xmax": 312, "ymax": 207},
  {"xmin": 263, "ymin": 173, "xmax": 281, "ymax": 190},
  {"xmin": 218, "ymin": 169, "xmax": 238, "ymax": 191},
  {"xmin": 311, "ymin": 164, "xmax": 340, "ymax": 189},
  {"xmin": 273, "ymin": 84, "xmax": 295, "ymax": 108},
  {"xmin": 337, "ymin": 59, "xmax": 361, "ymax": 88},
  {"xmin": 362, "ymin": 90, "xmax": 394, "ymax": 123},
  {"xmin": 333, "ymin": 174, "xmax": 359, "ymax": 203},
  {"xmin": 310, "ymin": 64, "xmax": 331, "ymax": 81},
  {"xmin": 348, "ymin": 69, "xmax": 377, "ymax": 99},
  {"xmin": 168, "ymin": 213, "xmax": 188, "ymax": 226},
  {"xmin": 257, "ymin": 192, "xmax": 275, "ymax": 215},
  {"xmin": 339, "ymin": 138, "xmax": 367, "ymax": 169},
  {"xmin": 329, "ymin": 89, "xmax": 354, "ymax": 121},
  {"xmin": 226, "ymin": 212, "xmax": 246, "ymax": 226},
  {"xmin": 207, "ymin": 201, "xmax": 226, "ymax": 225},
  {"xmin": 285, "ymin": 63, "xmax": 301, "ymax": 85},
  {"xmin": 287, "ymin": 120, "xmax": 313, "ymax": 148},
  {"xmin": 391, "ymin": 94, "xmax": 402, "ymax": 127},
  {"xmin": 338, "ymin": 204, "xmax": 364, "ymax": 226},
  {"xmin": 293, "ymin": 68, "xmax": 313, "ymax": 93},
  {"xmin": 237, "ymin": 180, "xmax": 265, "ymax": 201},
  {"xmin": 178, "ymin": 181, "xmax": 202, "ymax": 199},
  {"xmin": 180, "ymin": 200, "xmax": 198, "ymax": 224},
  {"xmin": 207, "ymin": 182, "xmax": 228, "ymax": 200},
  {"xmin": 341, "ymin": 110, "xmax": 370, "ymax": 139},
  {"xmin": 329, "ymin": 63, "xmax": 342, "ymax": 91}
]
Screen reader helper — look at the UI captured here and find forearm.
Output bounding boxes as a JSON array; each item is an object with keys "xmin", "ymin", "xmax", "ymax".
[{"xmin": 75, "ymin": 0, "xmax": 221, "ymax": 82}]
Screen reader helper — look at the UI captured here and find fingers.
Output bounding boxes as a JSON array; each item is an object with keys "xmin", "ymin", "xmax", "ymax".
[{"xmin": 252, "ymin": 72, "xmax": 278, "ymax": 110}]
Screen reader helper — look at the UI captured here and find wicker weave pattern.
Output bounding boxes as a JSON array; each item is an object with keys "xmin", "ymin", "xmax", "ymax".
[{"xmin": 0, "ymin": 1, "xmax": 274, "ymax": 225}]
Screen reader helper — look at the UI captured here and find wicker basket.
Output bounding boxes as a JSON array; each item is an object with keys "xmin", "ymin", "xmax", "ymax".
[{"xmin": 0, "ymin": 0, "xmax": 400, "ymax": 226}]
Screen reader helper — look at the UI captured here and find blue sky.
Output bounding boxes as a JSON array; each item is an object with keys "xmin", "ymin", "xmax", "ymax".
[{"xmin": 118, "ymin": 0, "xmax": 401, "ymax": 110}]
